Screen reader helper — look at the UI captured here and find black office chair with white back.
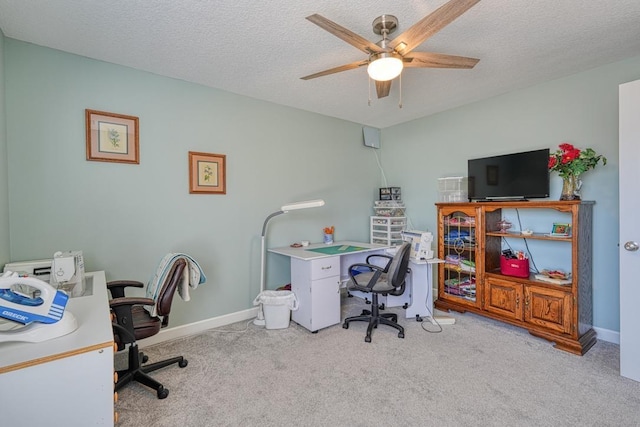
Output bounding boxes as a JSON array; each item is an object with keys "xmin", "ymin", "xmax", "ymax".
[{"xmin": 342, "ymin": 243, "xmax": 411, "ymax": 342}]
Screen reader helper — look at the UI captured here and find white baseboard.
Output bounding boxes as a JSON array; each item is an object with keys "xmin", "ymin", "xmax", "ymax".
[
  {"xmin": 594, "ymin": 326, "xmax": 619, "ymax": 345},
  {"xmin": 138, "ymin": 307, "xmax": 259, "ymax": 348},
  {"xmin": 137, "ymin": 305, "xmax": 621, "ymax": 347}
]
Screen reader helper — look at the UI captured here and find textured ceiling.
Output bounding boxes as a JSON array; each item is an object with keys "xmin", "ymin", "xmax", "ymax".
[{"xmin": 1, "ymin": 0, "xmax": 640, "ymax": 128}]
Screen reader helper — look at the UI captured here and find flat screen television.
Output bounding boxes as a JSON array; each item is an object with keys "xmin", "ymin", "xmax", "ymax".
[{"xmin": 467, "ymin": 149, "xmax": 550, "ymax": 201}]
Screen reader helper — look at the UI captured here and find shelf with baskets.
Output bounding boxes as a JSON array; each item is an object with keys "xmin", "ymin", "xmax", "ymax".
[{"xmin": 435, "ymin": 200, "xmax": 596, "ymax": 355}]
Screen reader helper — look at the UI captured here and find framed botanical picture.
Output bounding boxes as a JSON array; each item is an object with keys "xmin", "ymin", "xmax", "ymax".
[
  {"xmin": 85, "ymin": 109, "xmax": 139, "ymax": 164},
  {"xmin": 189, "ymin": 151, "xmax": 226, "ymax": 194}
]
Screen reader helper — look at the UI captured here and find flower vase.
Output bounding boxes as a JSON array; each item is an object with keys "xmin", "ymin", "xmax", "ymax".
[{"xmin": 560, "ymin": 175, "xmax": 582, "ymax": 200}]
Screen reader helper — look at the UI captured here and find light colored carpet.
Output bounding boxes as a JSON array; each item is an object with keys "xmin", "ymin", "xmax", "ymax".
[{"xmin": 115, "ymin": 296, "xmax": 640, "ymax": 426}]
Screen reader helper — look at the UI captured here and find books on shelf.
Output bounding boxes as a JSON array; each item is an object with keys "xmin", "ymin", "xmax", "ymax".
[
  {"xmin": 534, "ymin": 274, "xmax": 572, "ymax": 285},
  {"xmin": 547, "ymin": 233, "xmax": 572, "ymax": 238}
]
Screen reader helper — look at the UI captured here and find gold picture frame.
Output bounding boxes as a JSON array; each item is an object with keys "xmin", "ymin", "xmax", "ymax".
[
  {"xmin": 85, "ymin": 109, "xmax": 139, "ymax": 164},
  {"xmin": 189, "ymin": 151, "xmax": 226, "ymax": 194}
]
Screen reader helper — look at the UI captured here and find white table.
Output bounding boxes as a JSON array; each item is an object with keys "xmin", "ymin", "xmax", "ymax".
[
  {"xmin": 269, "ymin": 241, "xmax": 440, "ymax": 332},
  {"xmin": 0, "ymin": 271, "xmax": 115, "ymax": 426}
]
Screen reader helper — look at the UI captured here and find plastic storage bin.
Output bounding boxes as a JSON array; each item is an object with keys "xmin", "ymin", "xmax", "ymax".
[
  {"xmin": 373, "ymin": 200, "xmax": 406, "ymax": 217},
  {"xmin": 370, "ymin": 216, "xmax": 406, "ymax": 246},
  {"xmin": 500, "ymin": 256, "xmax": 530, "ymax": 278},
  {"xmin": 379, "ymin": 187, "xmax": 401, "ymax": 200},
  {"xmin": 253, "ymin": 290, "xmax": 299, "ymax": 329},
  {"xmin": 438, "ymin": 177, "xmax": 468, "ymax": 202}
]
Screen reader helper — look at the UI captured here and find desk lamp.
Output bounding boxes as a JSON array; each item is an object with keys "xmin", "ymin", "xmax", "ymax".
[{"xmin": 254, "ymin": 199, "xmax": 325, "ymax": 326}]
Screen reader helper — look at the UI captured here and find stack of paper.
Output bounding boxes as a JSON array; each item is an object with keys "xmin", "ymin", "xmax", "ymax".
[{"xmin": 534, "ymin": 274, "xmax": 572, "ymax": 285}]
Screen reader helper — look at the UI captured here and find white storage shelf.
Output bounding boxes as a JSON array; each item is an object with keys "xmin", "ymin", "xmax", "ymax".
[{"xmin": 370, "ymin": 216, "xmax": 406, "ymax": 246}]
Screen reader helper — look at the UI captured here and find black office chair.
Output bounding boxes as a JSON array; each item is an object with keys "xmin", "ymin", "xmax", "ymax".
[
  {"xmin": 343, "ymin": 242, "xmax": 411, "ymax": 342},
  {"xmin": 109, "ymin": 258, "xmax": 188, "ymax": 399}
]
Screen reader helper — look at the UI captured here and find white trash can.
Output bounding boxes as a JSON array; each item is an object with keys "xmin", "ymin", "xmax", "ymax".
[{"xmin": 253, "ymin": 290, "xmax": 299, "ymax": 329}]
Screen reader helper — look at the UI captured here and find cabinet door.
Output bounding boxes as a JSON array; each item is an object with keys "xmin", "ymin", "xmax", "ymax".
[
  {"xmin": 524, "ymin": 286, "xmax": 572, "ymax": 334},
  {"xmin": 484, "ymin": 276, "xmax": 523, "ymax": 320},
  {"xmin": 309, "ymin": 276, "xmax": 341, "ymax": 331},
  {"xmin": 3, "ymin": 347, "xmax": 114, "ymax": 426},
  {"xmin": 438, "ymin": 207, "xmax": 479, "ymax": 307}
]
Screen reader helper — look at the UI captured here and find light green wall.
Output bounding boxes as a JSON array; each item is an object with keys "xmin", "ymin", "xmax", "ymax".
[
  {"xmin": 4, "ymin": 36, "xmax": 638, "ymax": 333},
  {"xmin": 4, "ymin": 39, "xmax": 380, "ymax": 326},
  {"xmin": 381, "ymin": 55, "xmax": 640, "ymax": 332},
  {"xmin": 0, "ymin": 31, "xmax": 9, "ymax": 267}
]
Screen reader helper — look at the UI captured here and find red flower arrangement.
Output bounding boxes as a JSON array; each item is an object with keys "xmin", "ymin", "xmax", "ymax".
[{"xmin": 548, "ymin": 143, "xmax": 606, "ymax": 179}]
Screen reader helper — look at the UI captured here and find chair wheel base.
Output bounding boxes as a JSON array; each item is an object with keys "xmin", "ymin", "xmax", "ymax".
[
  {"xmin": 342, "ymin": 242, "xmax": 410, "ymax": 343},
  {"xmin": 179, "ymin": 359, "xmax": 188, "ymax": 368},
  {"xmin": 157, "ymin": 386, "xmax": 169, "ymax": 399}
]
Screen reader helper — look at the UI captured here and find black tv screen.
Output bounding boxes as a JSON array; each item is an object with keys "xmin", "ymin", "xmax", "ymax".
[{"xmin": 468, "ymin": 149, "xmax": 550, "ymax": 201}]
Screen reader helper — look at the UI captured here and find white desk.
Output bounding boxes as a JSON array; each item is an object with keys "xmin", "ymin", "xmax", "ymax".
[
  {"xmin": 269, "ymin": 241, "xmax": 440, "ymax": 332},
  {"xmin": 0, "ymin": 271, "xmax": 115, "ymax": 426}
]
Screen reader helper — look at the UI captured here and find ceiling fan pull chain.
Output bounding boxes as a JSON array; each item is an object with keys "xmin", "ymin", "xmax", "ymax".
[
  {"xmin": 368, "ymin": 76, "xmax": 372, "ymax": 106},
  {"xmin": 398, "ymin": 73, "xmax": 403, "ymax": 109}
]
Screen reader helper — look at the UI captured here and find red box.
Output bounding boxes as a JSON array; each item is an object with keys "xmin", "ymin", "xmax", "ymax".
[{"xmin": 500, "ymin": 256, "xmax": 530, "ymax": 278}]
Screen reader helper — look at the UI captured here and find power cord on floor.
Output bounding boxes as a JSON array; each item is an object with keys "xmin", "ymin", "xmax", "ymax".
[
  {"xmin": 416, "ymin": 283, "xmax": 443, "ymax": 333},
  {"xmin": 208, "ymin": 319, "xmax": 254, "ymax": 334}
]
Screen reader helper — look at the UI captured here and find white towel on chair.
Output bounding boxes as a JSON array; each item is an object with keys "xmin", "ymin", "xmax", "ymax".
[{"xmin": 144, "ymin": 253, "xmax": 207, "ymax": 317}]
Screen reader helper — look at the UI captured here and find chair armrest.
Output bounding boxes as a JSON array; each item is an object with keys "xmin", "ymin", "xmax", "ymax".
[
  {"xmin": 348, "ymin": 263, "xmax": 384, "ymax": 276},
  {"xmin": 107, "ymin": 280, "xmax": 144, "ymax": 299},
  {"xmin": 348, "ymin": 263, "xmax": 385, "ymax": 288},
  {"xmin": 109, "ymin": 296, "xmax": 155, "ymax": 308},
  {"xmin": 109, "ymin": 296, "xmax": 155, "ymax": 346},
  {"xmin": 365, "ymin": 254, "xmax": 393, "ymax": 271}
]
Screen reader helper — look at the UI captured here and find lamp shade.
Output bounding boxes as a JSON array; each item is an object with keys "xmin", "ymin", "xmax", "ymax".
[
  {"xmin": 281, "ymin": 199, "xmax": 325, "ymax": 212},
  {"xmin": 367, "ymin": 54, "xmax": 403, "ymax": 81}
]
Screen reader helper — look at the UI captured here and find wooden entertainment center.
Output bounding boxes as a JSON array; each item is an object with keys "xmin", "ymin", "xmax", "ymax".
[{"xmin": 435, "ymin": 200, "xmax": 596, "ymax": 355}]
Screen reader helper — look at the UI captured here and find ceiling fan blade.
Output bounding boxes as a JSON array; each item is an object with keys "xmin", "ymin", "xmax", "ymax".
[
  {"xmin": 306, "ymin": 14, "xmax": 384, "ymax": 55},
  {"xmin": 375, "ymin": 80, "xmax": 392, "ymax": 98},
  {"xmin": 301, "ymin": 60, "xmax": 368, "ymax": 80},
  {"xmin": 389, "ymin": 0, "xmax": 480, "ymax": 56},
  {"xmin": 403, "ymin": 52, "xmax": 479, "ymax": 69}
]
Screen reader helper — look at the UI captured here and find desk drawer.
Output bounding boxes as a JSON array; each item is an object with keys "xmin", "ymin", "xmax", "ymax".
[{"xmin": 310, "ymin": 257, "xmax": 340, "ymax": 280}]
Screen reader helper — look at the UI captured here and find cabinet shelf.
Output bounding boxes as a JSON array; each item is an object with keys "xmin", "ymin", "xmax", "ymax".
[
  {"xmin": 486, "ymin": 232, "xmax": 572, "ymax": 241},
  {"xmin": 443, "ymin": 243, "xmax": 475, "ymax": 250},
  {"xmin": 444, "ymin": 265, "xmax": 476, "ymax": 275},
  {"xmin": 435, "ymin": 200, "xmax": 595, "ymax": 356},
  {"xmin": 485, "ymin": 271, "xmax": 572, "ymax": 289}
]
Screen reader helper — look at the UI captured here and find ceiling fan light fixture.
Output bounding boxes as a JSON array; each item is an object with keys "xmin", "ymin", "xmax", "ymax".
[{"xmin": 367, "ymin": 53, "xmax": 403, "ymax": 81}]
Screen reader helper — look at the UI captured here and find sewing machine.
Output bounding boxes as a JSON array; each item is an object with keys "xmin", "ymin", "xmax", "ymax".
[
  {"xmin": 51, "ymin": 250, "xmax": 86, "ymax": 297},
  {"xmin": 402, "ymin": 230, "xmax": 434, "ymax": 261}
]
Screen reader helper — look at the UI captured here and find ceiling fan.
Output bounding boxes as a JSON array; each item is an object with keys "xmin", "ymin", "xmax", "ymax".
[{"xmin": 301, "ymin": 0, "xmax": 481, "ymax": 99}]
